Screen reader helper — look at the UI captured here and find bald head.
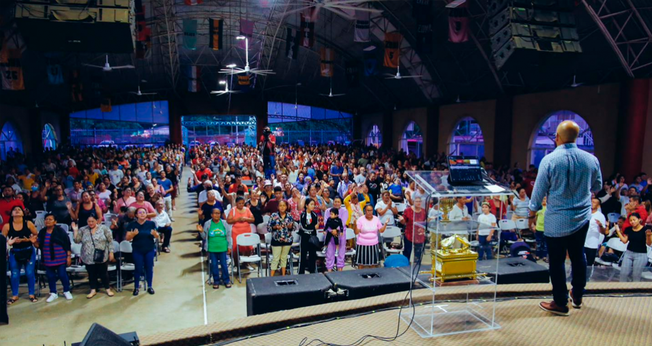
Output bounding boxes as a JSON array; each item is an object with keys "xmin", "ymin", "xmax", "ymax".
[{"xmin": 556, "ymin": 120, "xmax": 580, "ymax": 144}]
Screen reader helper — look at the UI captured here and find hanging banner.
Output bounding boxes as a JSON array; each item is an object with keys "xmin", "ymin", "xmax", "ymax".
[
  {"xmin": 300, "ymin": 11, "xmax": 315, "ymax": 48},
  {"xmin": 383, "ymin": 32, "xmax": 402, "ymax": 68},
  {"xmin": 415, "ymin": 22, "xmax": 433, "ymax": 54},
  {"xmin": 70, "ymin": 70, "xmax": 83, "ymax": 102},
  {"xmin": 184, "ymin": 0, "xmax": 203, "ymax": 5},
  {"xmin": 449, "ymin": 6, "xmax": 470, "ymax": 43},
  {"xmin": 285, "ymin": 28, "xmax": 299, "ymax": 59},
  {"xmin": 100, "ymin": 97, "xmax": 112, "ymax": 113},
  {"xmin": 363, "ymin": 47, "xmax": 377, "ymax": 76},
  {"xmin": 345, "ymin": 60, "xmax": 361, "ymax": 88},
  {"xmin": 320, "ymin": 47, "xmax": 334, "ymax": 77},
  {"xmin": 183, "ymin": 19, "xmax": 198, "ymax": 50},
  {"xmin": 47, "ymin": 63, "xmax": 64, "ymax": 85},
  {"xmin": 238, "ymin": 75, "xmax": 251, "ymax": 86},
  {"xmin": 187, "ymin": 65, "xmax": 201, "ymax": 92},
  {"xmin": 209, "ymin": 19, "xmax": 224, "ymax": 50},
  {"xmin": 412, "ymin": 0, "xmax": 432, "ymax": 19},
  {"xmin": 135, "ymin": 0, "xmax": 151, "ymax": 59},
  {"xmin": 0, "ymin": 49, "xmax": 24, "ymax": 91},
  {"xmin": 239, "ymin": 19, "xmax": 254, "ymax": 49},
  {"xmin": 354, "ymin": 8, "xmax": 370, "ymax": 43}
]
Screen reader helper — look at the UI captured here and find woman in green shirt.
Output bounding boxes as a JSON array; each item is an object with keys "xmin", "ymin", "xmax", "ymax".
[
  {"xmin": 197, "ymin": 208, "xmax": 232, "ymax": 288},
  {"xmin": 533, "ymin": 196, "xmax": 547, "ymax": 262}
]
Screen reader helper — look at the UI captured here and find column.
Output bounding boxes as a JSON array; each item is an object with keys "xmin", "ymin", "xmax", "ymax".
[
  {"xmin": 617, "ymin": 79, "xmax": 649, "ymax": 181},
  {"xmin": 493, "ymin": 95, "xmax": 513, "ymax": 167},
  {"xmin": 382, "ymin": 110, "xmax": 393, "ymax": 150},
  {"xmin": 425, "ymin": 105, "xmax": 439, "ymax": 157}
]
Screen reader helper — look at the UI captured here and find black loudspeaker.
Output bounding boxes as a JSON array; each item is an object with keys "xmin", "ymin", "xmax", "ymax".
[
  {"xmin": 487, "ymin": 0, "xmax": 575, "ymax": 17},
  {"xmin": 72, "ymin": 323, "xmax": 138, "ymax": 346},
  {"xmin": 324, "ymin": 267, "xmax": 412, "ymax": 300},
  {"xmin": 0, "ymin": 234, "xmax": 7, "ymax": 325},
  {"xmin": 477, "ymin": 258, "xmax": 549, "ymax": 285},
  {"xmin": 246, "ymin": 274, "xmax": 332, "ymax": 316}
]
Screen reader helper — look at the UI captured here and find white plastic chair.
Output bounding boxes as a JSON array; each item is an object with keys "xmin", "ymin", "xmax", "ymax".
[
  {"xmin": 57, "ymin": 224, "xmax": 69, "ymax": 233},
  {"xmin": 345, "ymin": 228, "xmax": 357, "ymax": 267},
  {"xmin": 66, "ymin": 243, "xmax": 87, "ymax": 288},
  {"xmin": 382, "ymin": 226, "xmax": 403, "ymax": 255},
  {"xmin": 290, "ymin": 232, "xmax": 301, "ymax": 274},
  {"xmin": 235, "ymin": 233, "xmax": 262, "ymax": 283},
  {"xmin": 107, "ymin": 240, "xmax": 119, "ymax": 288},
  {"xmin": 515, "ymin": 218, "xmax": 529, "ymax": 230},
  {"xmin": 118, "ymin": 240, "xmax": 141, "ymax": 291},
  {"xmin": 606, "ymin": 237, "xmax": 629, "ymax": 282},
  {"xmin": 316, "ymin": 231, "xmax": 327, "ymax": 259},
  {"xmin": 395, "ymin": 203, "xmax": 407, "ymax": 213}
]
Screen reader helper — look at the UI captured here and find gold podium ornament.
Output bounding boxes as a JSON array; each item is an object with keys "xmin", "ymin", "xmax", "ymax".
[{"xmin": 433, "ymin": 234, "xmax": 477, "ymax": 283}]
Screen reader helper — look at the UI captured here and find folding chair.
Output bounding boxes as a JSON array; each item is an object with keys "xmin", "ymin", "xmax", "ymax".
[
  {"xmin": 498, "ymin": 219, "xmax": 518, "ymax": 255},
  {"xmin": 290, "ymin": 232, "xmax": 301, "ymax": 274},
  {"xmin": 235, "ymin": 233, "xmax": 262, "ymax": 283},
  {"xmin": 606, "ymin": 238, "xmax": 629, "ymax": 282},
  {"xmin": 57, "ymin": 224, "xmax": 69, "ymax": 233},
  {"xmin": 66, "ymin": 243, "xmax": 87, "ymax": 288},
  {"xmin": 607, "ymin": 213, "xmax": 621, "ymax": 224},
  {"xmin": 118, "ymin": 240, "xmax": 145, "ymax": 291},
  {"xmin": 345, "ymin": 228, "xmax": 357, "ymax": 267},
  {"xmin": 382, "ymin": 226, "xmax": 403, "ymax": 255},
  {"xmin": 395, "ymin": 203, "xmax": 407, "ymax": 214},
  {"xmin": 108, "ymin": 241, "xmax": 119, "ymax": 289},
  {"xmin": 315, "ymin": 230, "xmax": 327, "ymax": 262},
  {"xmin": 516, "ymin": 218, "xmax": 535, "ymax": 246}
]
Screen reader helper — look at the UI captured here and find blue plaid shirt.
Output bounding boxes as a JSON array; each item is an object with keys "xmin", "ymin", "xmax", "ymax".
[{"xmin": 529, "ymin": 143, "xmax": 602, "ymax": 238}]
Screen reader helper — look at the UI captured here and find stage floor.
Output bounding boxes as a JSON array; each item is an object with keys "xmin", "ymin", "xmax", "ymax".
[{"xmin": 228, "ymin": 295, "xmax": 652, "ymax": 346}]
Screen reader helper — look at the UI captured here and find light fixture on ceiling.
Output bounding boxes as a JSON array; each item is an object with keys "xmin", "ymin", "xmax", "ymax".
[
  {"xmin": 226, "ymin": 63, "xmax": 237, "ymax": 68},
  {"xmin": 211, "ymin": 80, "xmax": 240, "ymax": 96},
  {"xmin": 220, "ymin": 36, "xmax": 275, "ymax": 76}
]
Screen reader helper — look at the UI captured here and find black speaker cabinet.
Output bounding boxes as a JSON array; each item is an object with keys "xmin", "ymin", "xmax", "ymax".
[
  {"xmin": 324, "ymin": 267, "xmax": 412, "ymax": 300},
  {"xmin": 246, "ymin": 273, "xmax": 332, "ymax": 316},
  {"xmin": 72, "ymin": 323, "xmax": 137, "ymax": 346},
  {"xmin": 0, "ymin": 234, "xmax": 7, "ymax": 325},
  {"xmin": 477, "ymin": 257, "xmax": 549, "ymax": 285}
]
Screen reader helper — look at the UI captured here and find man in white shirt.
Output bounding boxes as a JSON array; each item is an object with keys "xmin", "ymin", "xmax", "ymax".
[
  {"xmin": 108, "ymin": 164, "xmax": 124, "ymax": 186},
  {"xmin": 584, "ymin": 198, "xmax": 607, "ymax": 280},
  {"xmin": 448, "ymin": 197, "xmax": 470, "ymax": 221},
  {"xmin": 198, "ymin": 182, "xmax": 222, "ymax": 206},
  {"xmin": 477, "ymin": 202, "xmax": 497, "ymax": 260},
  {"xmin": 153, "ymin": 200, "xmax": 173, "ymax": 253},
  {"xmin": 375, "ymin": 192, "xmax": 398, "ymax": 225}
]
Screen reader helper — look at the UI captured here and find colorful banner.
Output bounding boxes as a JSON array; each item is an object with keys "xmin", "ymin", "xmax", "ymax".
[
  {"xmin": 300, "ymin": 11, "xmax": 315, "ymax": 48},
  {"xmin": 183, "ymin": 19, "xmax": 198, "ymax": 50},
  {"xmin": 363, "ymin": 47, "xmax": 377, "ymax": 76},
  {"xmin": 354, "ymin": 7, "xmax": 370, "ymax": 43},
  {"xmin": 416, "ymin": 22, "xmax": 433, "ymax": 53},
  {"xmin": 449, "ymin": 6, "xmax": 470, "ymax": 43},
  {"xmin": 135, "ymin": 0, "xmax": 151, "ymax": 59},
  {"xmin": 47, "ymin": 63, "xmax": 64, "ymax": 85},
  {"xmin": 285, "ymin": 28, "xmax": 299, "ymax": 59},
  {"xmin": 238, "ymin": 75, "xmax": 251, "ymax": 86},
  {"xmin": 320, "ymin": 47, "xmax": 334, "ymax": 77},
  {"xmin": 187, "ymin": 65, "xmax": 201, "ymax": 92},
  {"xmin": 100, "ymin": 97, "xmax": 112, "ymax": 113},
  {"xmin": 0, "ymin": 49, "xmax": 24, "ymax": 90},
  {"xmin": 345, "ymin": 60, "xmax": 361, "ymax": 88},
  {"xmin": 184, "ymin": 0, "xmax": 203, "ymax": 5},
  {"xmin": 239, "ymin": 19, "xmax": 254, "ymax": 49},
  {"xmin": 383, "ymin": 32, "xmax": 402, "ymax": 68},
  {"xmin": 209, "ymin": 19, "xmax": 224, "ymax": 50}
]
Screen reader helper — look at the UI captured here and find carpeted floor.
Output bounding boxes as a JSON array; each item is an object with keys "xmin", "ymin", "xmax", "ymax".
[{"xmin": 228, "ymin": 295, "xmax": 652, "ymax": 346}]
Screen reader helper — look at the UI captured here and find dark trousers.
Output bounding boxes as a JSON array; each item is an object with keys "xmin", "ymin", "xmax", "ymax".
[
  {"xmin": 403, "ymin": 238, "xmax": 425, "ymax": 263},
  {"xmin": 584, "ymin": 247, "xmax": 598, "ymax": 282},
  {"xmin": 477, "ymin": 235, "xmax": 493, "ymax": 260},
  {"xmin": 158, "ymin": 226, "xmax": 173, "ymax": 249},
  {"xmin": 299, "ymin": 234, "xmax": 317, "ymax": 274},
  {"xmin": 545, "ymin": 222, "xmax": 589, "ymax": 307},
  {"xmin": 45, "ymin": 264, "xmax": 71, "ymax": 293},
  {"xmin": 535, "ymin": 231, "xmax": 548, "ymax": 259},
  {"xmin": 132, "ymin": 249, "xmax": 156, "ymax": 289},
  {"xmin": 85, "ymin": 262, "xmax": 110, "ymax": 290},
  {"xmin": 209, "ymin": 251, "xmax": 230, "ymax": 284}
]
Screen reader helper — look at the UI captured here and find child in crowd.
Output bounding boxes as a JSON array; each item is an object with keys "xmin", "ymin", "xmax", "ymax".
[{"xmin": 324, "ymin": 207, "xmax": 346, "ymax": 272}]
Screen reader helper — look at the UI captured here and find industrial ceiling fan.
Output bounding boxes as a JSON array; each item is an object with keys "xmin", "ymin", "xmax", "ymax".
[
  {"xmin": 320, "ymin": 79, "xmax": 345, "ymax": 98},
  {"xmin": 130, "ymin": 85, "xmax": 157, "ymax": 96},
  {"xmin": 282, "ymin": 0, "xmax": 384, "ymax": 21},
  {"xmin": 384, "ymin": 65, "xmax": 422, "ymax": 80},
  {"xmin": 570, "ymin": 75, "xmax": 583, "ymax": 88},
  {"xmin": 219, "ymin": 36, "xmax": 275, "ymax": 76},
  {"xmin": 83, "ymin": 55, "xmax": 134, "ymax": 71},
  {"xmin": 211, "ymin": 80, "xmax": 241, "ymax": 96}
]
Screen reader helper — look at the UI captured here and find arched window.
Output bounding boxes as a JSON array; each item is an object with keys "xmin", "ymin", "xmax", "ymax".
[
  {"xmin": 42, "ymin": 123, "xmax": 57, "ymax": 151},
  {"xmin": 399, "ymin": 121, "xmax": 423, "ymax": 157},
  {"xmin": 366, "ymin": 124, "xmax": 382, "ymax": 148},
  {"xmin": 530, "ymin": 111, "xmax": 594, "ymax": 167},
  {"xmin": 0, "ymin": 121, "xmax": 23, "ymax": 160},
  {"xmin": 448, "ymin": 117, "xmax": 485, "ymax": 158}
]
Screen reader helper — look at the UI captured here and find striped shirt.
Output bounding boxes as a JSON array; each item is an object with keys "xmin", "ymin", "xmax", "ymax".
[
  {"xmin": 529, "ymin": 143, "xmax": 602, "ymax": 238},
  {"xmin": 43, "ymin": 232, "xmax": 67, "ymax": 267}
]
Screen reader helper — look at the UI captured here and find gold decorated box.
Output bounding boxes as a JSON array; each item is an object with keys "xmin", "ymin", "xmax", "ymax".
[{"xmin": 433, "ymin": 249, "xmax": 477, "ymax": 282}]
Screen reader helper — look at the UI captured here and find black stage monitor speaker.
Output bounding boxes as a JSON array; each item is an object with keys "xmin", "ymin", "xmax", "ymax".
[
  {"xmin": 324, "ymin": 267, "xmax": 412, "ymax": 300},
  {"xmin": 0, "ymin": 234, "xmax": 7, "ymax": 325},
  {"xmin": 246, "ymin": 273, "xmax": 332, "ymax": 316},
  {"xmin": 72, "ymin": 323, "xmax": 138, "ymax": 346},
  {"xmin": 477, "ymin": 257, "xmax": 549, "ymax": 285}
]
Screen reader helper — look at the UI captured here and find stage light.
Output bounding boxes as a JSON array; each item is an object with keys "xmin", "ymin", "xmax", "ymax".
[
  {"xmin": 236, "ymin": 35, "xmax": 246, "ymax": 40},
  {"xmin": 226, "ymin": 64, "xmax": 237, "ymax": 68},
  {"xmin": 219, "ymin": 81, "xmax": 226, "ymax": 85}
]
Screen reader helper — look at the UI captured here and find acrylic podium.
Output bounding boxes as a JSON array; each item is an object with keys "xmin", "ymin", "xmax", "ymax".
[{"xmin": 400, "ymin": 171, "xmax": 516, "ymax": 338}]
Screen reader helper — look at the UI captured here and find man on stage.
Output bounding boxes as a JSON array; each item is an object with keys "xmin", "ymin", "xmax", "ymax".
[
  {"xmin": 528, "ymin": 120, "xmax": 602, "ymax": 316},
  {"xmin": 259, "ymin": 126, "xmax": 276, "ymax": 178}
]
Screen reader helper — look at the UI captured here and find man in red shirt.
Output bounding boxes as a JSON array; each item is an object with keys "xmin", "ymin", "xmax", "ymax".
[
  {"xmin": 195, "ymin": 163, "xmax": 212, "ymax": 181},
  {"xmin": 622, "ymin": 195, "xmax": 648, "ymax": 230},
  {"xmin": 260, "ymin": 127, "xmax": 276, "ymax": 178},
  {"xmin": 0, "ymin": 186, "xmax": 25, "ymax": 227}
]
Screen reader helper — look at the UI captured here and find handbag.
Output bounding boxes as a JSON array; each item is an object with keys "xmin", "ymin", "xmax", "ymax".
[
  {"xmin": 89, "ymin": 230, "xmax": 106, "ymax": 263},
  {"xmin": 13, "ymin": 247, "xmax": 33, "ymax": 264},
  {"xmin": 308, "ymin": 234, "xmax": 321, "ymax": 249}
]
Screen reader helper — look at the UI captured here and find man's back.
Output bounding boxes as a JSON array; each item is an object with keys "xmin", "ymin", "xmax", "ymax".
[{"xmin": 530, "ymin": 144, "xmax": 602, "ymax": 237}]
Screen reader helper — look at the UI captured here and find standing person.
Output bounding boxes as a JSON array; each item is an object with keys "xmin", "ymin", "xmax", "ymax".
[
  {"xmin": 298, "ymin": 198, "xmax": 319, "ymax": 274},
  {"xmin": 158, "ymin": 170, "xmax": 174, "ymax": 221},
  {"xmin": 533, "ymin": 197, "xmax": 548, "ymax": 262},
  {"xmin": 198, "ymin": 208, "xmax": 232, "ymax": 289},
  {"xmin": 476, "ymin": 202, "xmax": 497, "ymax": 260},
  {"xmin": 72, "ymin": 216, "xmax": 115, "ymax": 298},
  {"xmin": 72, "ymin": 191, "xmax": 102, "ymax": 228},
  {"xmin": 267, "ymin": 200, "xmax": 296, "ymax": 276},
  {"xmin": 4, "ymin": 206, "xmax": 38, "ymax": 304},
  {"xmin": 324, "ymin": 207, "xmax": 346, "ymax": 272},
  {"xmin": 615, "ymin": 213, "xmax": 652, "ymax": 282},
  {"xmin": 153, "ymin": 200, "xmax": 173, "ymax": 253},
  {"xmin": 448, "ymin": 197, "xmax": 470, "ymax": 221},
  {"xmin": 511, "ymin": 187, "xmax": 530, "ymax": 221},
  {"xmin": 36, "ymin": 213, "xmax": 73, "ymax": 302},
  {"xmin": 226, "ymin": 196, "xmax": 255, "ymax": 272},
  {"xmin": 125, "ymin": 207, "xmax": 160, "ymax": 296},
  {"xmin": 260, "ymin": 127, "xmax": 276, "ymax": 178},
  {"xmin": 0, "ymin": 185, "xmax": 25, "ymax": 228},
  {"xmin": 399, "ymin": 197, "xmax": 426, "ymax": 263},
  {"xmin": 528, "ymin": 120, "xmax": 602, "ymax": 316},
  {"xmin": 355, "ymin": 205, "xmax": 388, "ymax": 268},
  {"xmin": 45, "ymin": 185, "xmax": 74, "ymax": 225},
  {"xmin": 129, "ymin": 191, "xmax": 156, "ymax": 219},
  {"xmin": 584, "ymin": 198, "xmax": 607, "ymax": 281},
  {"xmin": 375, "ymin": 191, "xmax": 398, "ymax": 225}
]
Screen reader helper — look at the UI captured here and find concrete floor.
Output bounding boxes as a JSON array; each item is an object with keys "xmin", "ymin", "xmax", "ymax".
[{"xmin": 2, "ymin": 171, "xmax": 249, "ymax": 346}]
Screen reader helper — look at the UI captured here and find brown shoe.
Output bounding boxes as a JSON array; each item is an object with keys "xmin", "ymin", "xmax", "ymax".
[
  {"xmin": 539, "ymin": 301, "xmax": 569, "ymax": 316},
  {"xmin": 569, "ymin": 290, "xmax": 582, "ymax": 309}
]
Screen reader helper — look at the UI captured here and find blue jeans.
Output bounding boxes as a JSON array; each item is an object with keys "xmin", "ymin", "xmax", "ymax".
[
  {"xmin": 132, "ymin": 249, "xmax": 156, "ymax": 289},
  {"xmin": 403, "ymin": 238, "xmax": 425, "ymax": 263},
  {"xmin": 535, "ymin": 231, "xmax": 547, "ymax": 259},
  {"xmin": 546, "ymin": 222, "xmax": 588, "ymax": 308},
  {"xmin": 9, "ymin": 248, "xmax": 36, "ymax": 297},
  {"xmin": 477, "ymin": 235, "xmax": 493, "ymax": 260},
  {"xmin": 209, "ymin": 251, "xmax": 230, "ymax": 284},
  {"xmin": 45, "ymin": 264, "xmax": 71, "ymax": 294},
  {"xmin": 265, "ymin": 155, "xmax": 276, "ymax": 178}
]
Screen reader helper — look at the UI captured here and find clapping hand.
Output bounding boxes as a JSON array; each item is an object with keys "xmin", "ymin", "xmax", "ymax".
[
  {"xmin": 196, "ymin": 224, "xmax": 204, "ymax": 232},
  {"xmin": 130, "ymin": 228, "xmax": 139, "ymax": 236},
  {"xmin": 7, "ymin": 237, "xmax": 16, "ymax": 246},
  {"xmin": 71, "ymin": 222, "xmax": 78, "ymax": 232},
  {"xmin": 646, "ymin": 229, "xmax": 652, "ymax": 238},
  {"xmin": 29, "ymin": 234, "xmax": 37, "ymax": 244}
]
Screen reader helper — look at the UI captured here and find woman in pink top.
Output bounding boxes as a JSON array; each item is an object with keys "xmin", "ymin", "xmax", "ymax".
[
  {"xmin": 114, "ymin": 187, "xmax": 136, "ymax": 213},
  {"xmin": 355, "ymin": 205, "xmax": 388, "ymax": 268},
  {"xmin": 129, "ymin": 191, "xmax": 156, "ymax": 219}
]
